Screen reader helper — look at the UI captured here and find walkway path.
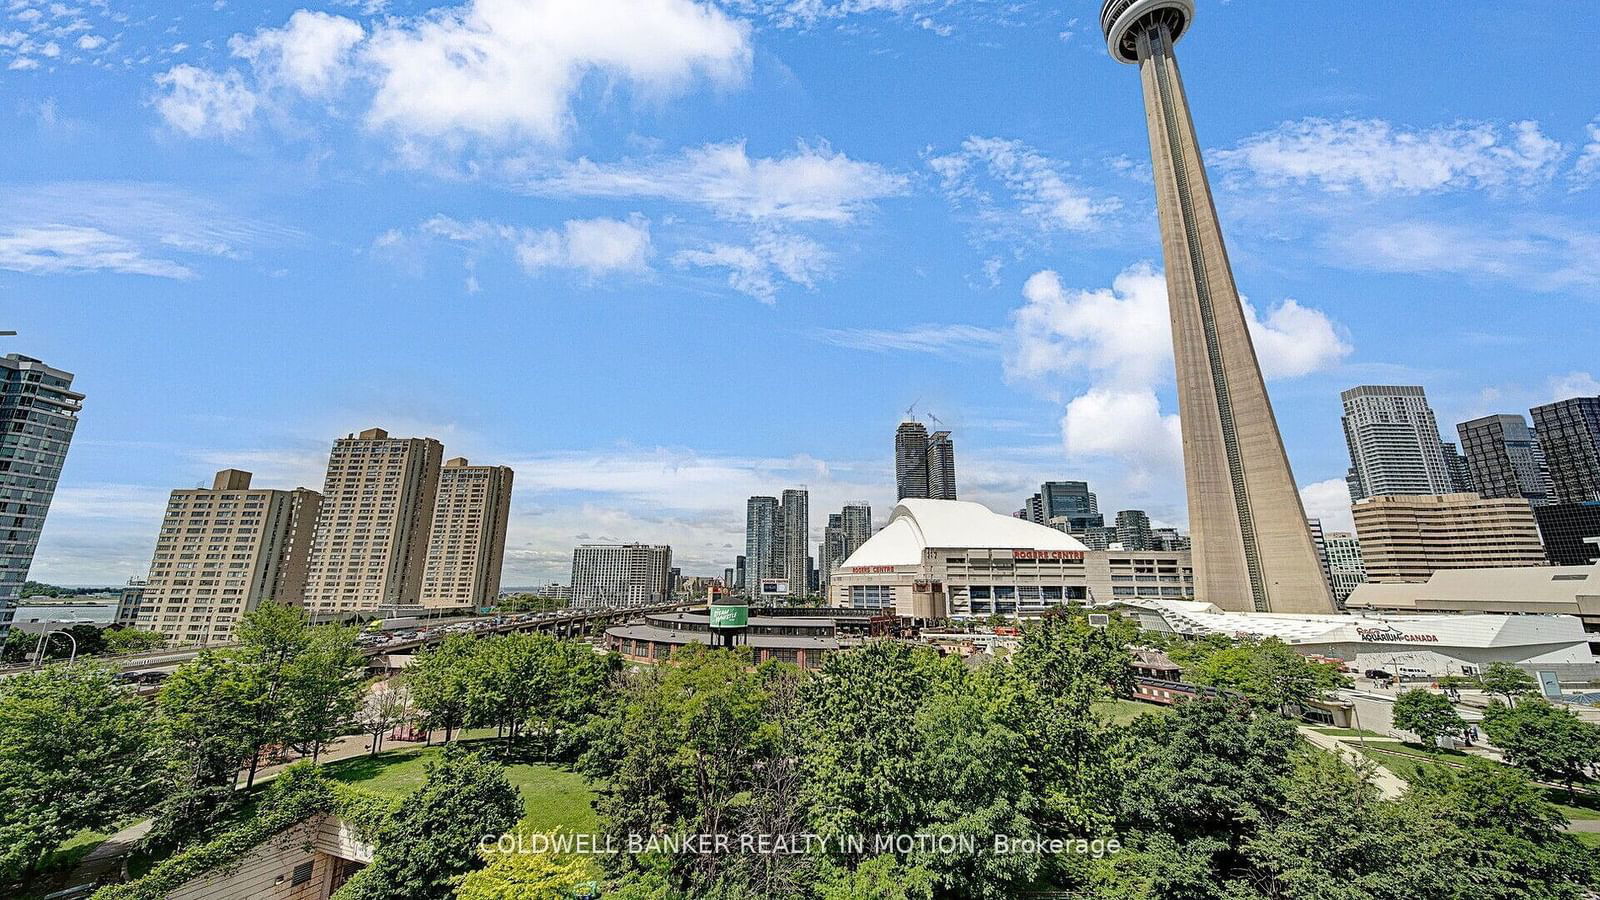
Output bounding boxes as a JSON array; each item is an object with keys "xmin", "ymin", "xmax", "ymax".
[{"xmin": 1298, "ymin": 726, "xmax": 1406, "ymax": 799}]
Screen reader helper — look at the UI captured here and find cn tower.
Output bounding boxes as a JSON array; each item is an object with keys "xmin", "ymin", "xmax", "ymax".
[{"xmin": 1100, "ymin": 0, "xmax": 1334, "ymax": 614}]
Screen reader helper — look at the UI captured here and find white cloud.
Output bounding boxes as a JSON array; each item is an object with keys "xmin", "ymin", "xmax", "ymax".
[
  {"xmin": 154, "ymin": 64, "xmax": 257, "ymax": 136},
  {"xmin": 0, "ymin": 225, "xmax": 195, "ymax": 278},
  {"xmin": 154, "ymin": 0, "xmax": 750, "ymax": 147},
  {"xmin": 1549, "ymin": 371, "xmax": 1600, "ymax": 400},
  {"xmin": 767, "ymin": 0, "xmax": 930, "ymax": 30},
  {"xmin": 672, "ymin": 229, "xmax": 829, "ymax": 303},
  {"xmin": 809, "ymin": 324, "xmax": 1003, "ymax": 356},
  {"xmin": 527, "ymin": 141, "xmax": 907, "ymax": 223},
  {"xmin": 362, "ymin": 0, "xmax": 749, "ymax": 143},
  {"xmin": 1241, "ymin": 298, "xmax": 1354, "ymax": 379},
  {"xmin": 1330, "ymin": 218, "xmax": 1600, "ymax": 291},
  {"xmin": 1006, "ymin": 264, "xmax": 1350, "ymax": 387},
  {"xmin": 229, "ymin": 9, "xmax": 364, "ymax": 97},
  {"xmin": 1006, "ymin": 263, "xmax": 1349, "ymax": 501},
  {"xmin": 1060, "ymin": 387, "xmax": 1183, "ymax": 488},
  {"xmin": 1573, "ymin": 117, "xmax": 1600, "ymax": 190},
  {"xmin": 517, "ymin": 215, "xmax": 653, "ymax": 275},
  {"xmin": 418, "ymin": 213, "xmax": 653, "ymax": 277},
  {"xmin": 1214, "ymin": 117, "xmax": 1566, "ymax": 194},
  {"xmin": 928, "ymin": 136, "xmax": 1122, "ymax": 237},
  {"xmin": 1006, "ymin": 264, "xmax": 1172, "ymax": 387},
  {"xmin": 75, "ymin": 33, "xmax": 103, "ymax": 50},
  {"xmin": 1299, "ymin": 478, "xmax": 1354, "ymax": 534}
]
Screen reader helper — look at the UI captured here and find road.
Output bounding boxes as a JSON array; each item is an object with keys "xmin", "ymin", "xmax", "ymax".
[{"xmin": 3, "ymin": 601, "xmax": 692, "ymax": 680}]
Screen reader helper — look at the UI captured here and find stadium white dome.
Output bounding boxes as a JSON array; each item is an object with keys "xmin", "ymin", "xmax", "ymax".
[{"xmin": 840, "ymin": 499, "xmax": 1089, "ymax": 568}]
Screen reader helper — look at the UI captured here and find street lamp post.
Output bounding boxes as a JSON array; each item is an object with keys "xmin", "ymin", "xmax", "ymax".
[{"xmin": 31, "ymin": 629, "xmax": 79, "ymax": 668}]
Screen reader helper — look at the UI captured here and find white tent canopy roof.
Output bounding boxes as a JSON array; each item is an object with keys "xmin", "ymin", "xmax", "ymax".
[{"xmin": 839, "ymin": 499, "xmax": 1088, "ymax": 568}]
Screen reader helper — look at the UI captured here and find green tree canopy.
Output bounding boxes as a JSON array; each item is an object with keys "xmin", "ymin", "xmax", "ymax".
[
  {"xmin": 0, "ymin": 665, "xmax": 162, "ymax": 880},
  {"xmin": 1183, "ymin": 637, "xmax": 1346, "ymax": 712},
  {"xmin": 149, "ymin": 651, "xmax": 265, "ymax": 848},
  {"xmin": 1481, "ymin": 700, "xmax": 1600, "ymax": 794},
  {"xmin": 1479, "ymin": 662, "xmax": 1539, "ymax": 706},
  {"xmin": 1391, "ymin": 688, "xmax": 1467, "ymax": 745},
  {"xmin": 407, "ymin": 634, "xmax": 478, "ymax": 743},
  {"xmin": 336, "ymin": 746, "xmax": 522, "ymax": 900}
]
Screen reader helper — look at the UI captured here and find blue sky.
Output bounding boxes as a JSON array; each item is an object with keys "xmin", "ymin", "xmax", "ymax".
[{"xmin": 7, "ymin": 0, "xmax": 1599, "ymax": 585}]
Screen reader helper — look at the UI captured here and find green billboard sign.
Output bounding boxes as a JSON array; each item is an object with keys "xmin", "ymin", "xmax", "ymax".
[{"xmin": 708, "ymin": 603, "xmax": 749, "ymax": 629}]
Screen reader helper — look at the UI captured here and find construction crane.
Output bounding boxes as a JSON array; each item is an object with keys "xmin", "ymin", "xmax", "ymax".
[
  {"xmin": 904, "ymin": 400, "xmax": 919, "ymax": 422},
  {"xmin": 927, "ymin": 411, "xmax": 944, "ymax": 428}
]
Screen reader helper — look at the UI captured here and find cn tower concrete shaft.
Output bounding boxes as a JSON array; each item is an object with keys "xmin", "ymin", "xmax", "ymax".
[{"xmin": 1129, "ymin": 22, "xmax": 1334, "ymax": 613}]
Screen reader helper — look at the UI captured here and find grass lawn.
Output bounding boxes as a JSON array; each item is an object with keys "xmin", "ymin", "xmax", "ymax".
[
  {"xmin": 1554, "ymin": 801, "xmax": 1600, "ymax": 821},
  {"xmin": 1095, "ymin": 698, "xmax": 1170, "ymax": 726},
  {"xmin": 322, "ymin": 745, "xmax": 599, "ymax": 835},
  {"xmin": 34, "ymin": 828, "xmax": 111, "ymax": 874},
  {"xmin": 1574, "ymin": 832, "xmax": 1600, "ymax": 849}
]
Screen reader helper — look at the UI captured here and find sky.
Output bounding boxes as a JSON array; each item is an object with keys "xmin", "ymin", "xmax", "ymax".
[{"xmin": 6, "ymin": 0, "xmax": 1599, "ymax": 586}]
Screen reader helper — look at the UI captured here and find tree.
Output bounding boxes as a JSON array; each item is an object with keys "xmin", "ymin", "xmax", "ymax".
[
  {"xmin": 148, "ymin": 651, "xmax": 264, "ymax": 848},
  {"xmin": 0, "ymin": 665, "xmax": 162, "ymax": 881},
  {"xmin": 336, "ymin": 746, "xmax": 521, "ymax": 900},
  {"xmin": 407, "ymin": 635, "xmax": 477, "ymax": 743},
  {"xmin": 1479, "ymin": 662, "xmax": 1538, "ymax": 707},
  {"xmin": 1116, "ymin": 696, "xmax": 1298, "ymax": 884},
  {"xmin": 282, "ymin": 623, "xmax": 366, "ymax": 763},
  {"xmin": 800, "ymin": 641, "xmax": 956, "ymax": 857},
  {"xmin": 1409, "ymin": 759, "xmax": 1599, "ymax": 897},
  {"xmin": 1010, "ymin": 610, "xmax": 1136, "ymax": 838},
  {"xmin": 102, "ymin": 627, "xmax": 167, "ymax": 654},
  {"xmin": 1392, "ymin": 689, "xmax": 1466, "ymax": 746},
  {"xmin": 467, "ymin": 634, "xmax": 544, "ymax": 743},
  {"xmin": 358, "ymin": 680, "xmax": 413, "ymax": 756},
  {"xmin": 526, "ymin": 638, "xmax": 620, "ymax": 761},
  {"xmin": 815, "ymin": 855, "xmax": 936, "ymax": 900},
  {"xmin": 1245, "ymin": 750, "xmax": 1466, "ymax": 900},
  {"xmin": 594, "ymin": 645, "xmax": 776, "ymax": 893},
  {"xmin": 1481, "ymin": 700, "xmax": 1600, "ymax": 796},
  {"xmin": 1184, "ymin": 638, "xmax": 1345, "ymax": 713},
  {"xmin": 456, "ymin": 836, "xmax": 603, "ymax": 900},
  {"xmin": 233, "ymin": 603, "xmax": 312, "ymax": 787}
]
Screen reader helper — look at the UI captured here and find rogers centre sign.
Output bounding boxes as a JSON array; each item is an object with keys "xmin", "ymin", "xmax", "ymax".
[
  {"xmin": 847, "ymin": 565, "xmax": 897, "ymax": 574},
  {"xmin": 1010, "ymin": 550, "xmax": 1086, "ymax": 561}
]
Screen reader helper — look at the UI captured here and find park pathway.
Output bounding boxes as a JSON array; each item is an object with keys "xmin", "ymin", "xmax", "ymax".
[{"xmin": 1298, "ymin": 726, "xmax": 1406, "ymax": 799}]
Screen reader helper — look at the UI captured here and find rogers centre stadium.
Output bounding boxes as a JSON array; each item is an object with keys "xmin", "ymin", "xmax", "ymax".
[{"xmin": 827, "ymin": 499, "xmax": 1196, "ymax": 618}]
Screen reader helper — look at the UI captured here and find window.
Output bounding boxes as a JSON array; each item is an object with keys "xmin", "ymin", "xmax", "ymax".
[{"xmin": 291, "ymin": 860, "xmax": 314, "ymax": 885}]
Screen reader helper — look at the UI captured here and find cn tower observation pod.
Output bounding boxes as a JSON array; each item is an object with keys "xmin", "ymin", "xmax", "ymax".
[{"xmin": 1100, "ymin": 0, "xmax": 1195, "ymax": 62}]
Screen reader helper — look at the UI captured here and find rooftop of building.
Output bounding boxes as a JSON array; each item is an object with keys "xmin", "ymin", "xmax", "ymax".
[
  {"xmin": 1105, "ymin": 597, "xmax": 1591, "ymax": 649},
  {"xmin": 839, "ymin": 499, "xmax": 1088, "ymax": 569},
  {"xmin": 1347, "ymin": 563, "xmax": 1600, "ymax": 610}
]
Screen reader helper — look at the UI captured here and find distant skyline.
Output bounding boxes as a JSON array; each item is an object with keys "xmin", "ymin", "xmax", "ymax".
[{"xmin": 5, "ymin": 0, "xmax": 1598, "ymax": 584}]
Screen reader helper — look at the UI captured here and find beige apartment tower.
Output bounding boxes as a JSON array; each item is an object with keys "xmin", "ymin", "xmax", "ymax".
[
  {"xmin": 1353, "ymin": 493, "xmax": 1547, "ymax": 583},
  {"xmin": 302, "ymin": 428, "xmax": 444, "ymax": 614},
  {"xmin": 138, "ymin": 469, "xmax": 321, "ymax": 645},
  {"xmin": 419, "ymin": 458, "xmax": 514, "ymax": 608},
  {"xmin": 1100, "ymin": 0, "xmax": 1332, "ymax": 613}
]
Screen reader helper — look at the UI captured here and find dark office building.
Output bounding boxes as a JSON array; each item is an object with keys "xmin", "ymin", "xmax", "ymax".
[
  {"xmin": 1440, "ymin": 440, "xmax": 1476, "ymax": 494},
  {"xmin": 1535, "ymin": 502, "xmax": 1600, "ymax": 566},
  {"xmin": 1041, "ymin": 480, "xmax": 1104, "ymax": 530},
  {"xmin": 1531, "ymin": 396, "xmax": 1600, "ymax": 505},
  {"xmin": 1457, "ymin": 414, "xmax": 1550, "ymax": 505}
]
